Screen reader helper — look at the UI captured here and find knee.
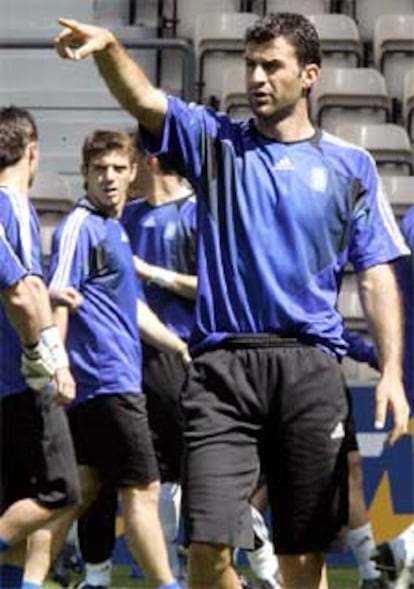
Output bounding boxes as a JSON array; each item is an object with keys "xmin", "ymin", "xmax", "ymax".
[{"xmin": 189, "ymin": 542, "xmax": 233, "ymax": 575}]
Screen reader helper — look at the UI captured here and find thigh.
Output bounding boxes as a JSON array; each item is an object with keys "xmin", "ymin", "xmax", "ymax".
[
  {"xmin": 265, "ymin": 347, "xmax": 349, "ymax": 554},
  {"xmin": 181, "ymin": 350, "xmax": 262, "ymax": 550},
  {"xmin": 143, "ymin": 349, "xmax": 186, "ymax": 482},
  {"xmin": 68, "ymin": 393, "xmax": 159, "ymax": 488}
]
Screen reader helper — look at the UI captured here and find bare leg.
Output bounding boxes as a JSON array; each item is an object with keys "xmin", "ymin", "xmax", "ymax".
[
  {"xmin": 23, "ymin": 466, "xmax": 101, "ymax": 585},
  {"xmin": 0, "ymin": 499, "xmax": 67, "ymax": 546},
  {"xmin": 119, "ymin": 481, "xmax": 174, "ymax": 585},
  {"xmin": 188, "ymin": 542, "xmax": 242, "ymax": 589},
  {"xmin": 279, "ymin": 552, "xmax": 325, "ymax": 589}
]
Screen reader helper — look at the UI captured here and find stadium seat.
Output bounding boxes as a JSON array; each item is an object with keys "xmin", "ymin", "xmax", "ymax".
[
  {"xmin": 1, "ymin": 0, "xmax": 94, "ymax": 32},
  {"xmin": 254, "ymin": 0, "xmax": 330, "ymax": 16},
  {"xmin": 311, "ymin": 68, "xmax": 390, "ymax": 133},
  {"xmin": 307, "ymin": 14, "xmax": 363, "ymax": 68},
  {"xmin": 374, "ymin": 14, "xmax": 414, "ymax": 103},
  {"xmin": 221, "ymin": 64, "xmax": 251, "ymax": 117},
  {"xmin": 334, "ymin": 123, "xmax": 413, "ymax": 176},
  {"xmin": 194, "ymin": 12, "xmax": 258, "ymax": 102},
  {"xmin": 352, "ymin": 0, "xmax": 414, "ymax": 43},
  {"xmin": 338, "ymin": 273, "xmax": 365, "ymax": 330},
  {"xmin": 402, "ymin": 69, "xmax": 414, "ymax": 141},
  {"xmin": 380, "ymin": 175, "xmax": 414, "ymax": 220},
  {"xmin": 176, "ymin": 0, "xmax": 240, "ymax": 38}
]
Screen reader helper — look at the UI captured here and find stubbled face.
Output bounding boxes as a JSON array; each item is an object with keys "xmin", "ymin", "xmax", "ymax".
[
  {"xmin": 84, "ymin": 150, "xmax": 136, "ymax": 217},
  {"xmin": 245, "ymin": 36, "xmax": 309, "ymax": 122}
]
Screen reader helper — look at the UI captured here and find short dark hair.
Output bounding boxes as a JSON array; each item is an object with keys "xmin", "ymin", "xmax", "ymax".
[
  {"xmin": 245, "ymin": 12, "xmax": 321, "ymax": 68},
  {"xmin": 82, "ymin": 129, "xmax": 136, "ymax": 169},
  {"xmin": 134, "ymin": 127, "xmax": 177, "ymax": 175},
  {"xmin": 0, "ymin": 106, "xmax": 38, "ymax": 171}
]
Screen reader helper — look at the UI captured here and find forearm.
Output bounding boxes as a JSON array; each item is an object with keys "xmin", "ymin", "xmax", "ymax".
[
  {"xmin": 94, "ymin": 36, "xmax": 167, "ymax": 135},
  {"xmin": 149, "ymin": 268, "xmax": 197, "ymax": 300},
  {"xmin": 137, "ymin": 300, "xmax": 188, "ymax": 355},
  {"xmin": 358, "ymin": 264, "xmax": 404, "ymax": 377},
  {"xmin": 1, "ymin": 279, "xmax": 41, "ymax": 346}
]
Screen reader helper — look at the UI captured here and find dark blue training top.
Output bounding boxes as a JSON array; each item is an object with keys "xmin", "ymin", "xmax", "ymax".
[
  {"xmin": 396, "ymin": 206, "xmax": 414, "ymax": 404},
  {"xmin": 48, "ymin": 197, "xmax": 143, "ymax": 405},
  {"xmin": 142, "ymin": 97, "xmax": 409, "ymax": 357},
  {"xmin": 122, "ymin": 192, "xmax": 197, "ymax": 341},
  {"xmin": 0, "ymin": 187, "xmax": 43, "ymax": 398}
]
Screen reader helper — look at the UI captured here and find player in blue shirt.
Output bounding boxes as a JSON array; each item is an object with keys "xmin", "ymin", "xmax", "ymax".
[
  {"xmin": 23, "ymin": 130, "xmax": 182, "ymax": 589},
  {"xmin": 56, "ymin": 13, "xmax": 410, "ymax": 588},
  {"xmin": 374, "ymin": 206, "xmax": 414, "ymax": 588},
  {"xmin": 0, "ymin": 106, "xmax": 80, "ymax": 589}
]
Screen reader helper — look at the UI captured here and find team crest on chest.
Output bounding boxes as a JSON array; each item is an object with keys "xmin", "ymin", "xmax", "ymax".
[{"xmin": 309, "ymin": 166, "xmax": 328, "ymax": 193}]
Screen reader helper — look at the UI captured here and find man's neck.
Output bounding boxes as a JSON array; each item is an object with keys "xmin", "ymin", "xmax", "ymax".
[
  {"xmin": 146, "ymin": 177, "xmax": 191, "ymax": 207},
  {"xmin": 0, "ymin": 162, "xmax": 30, "ymax": 194},
  {"xmin": 254, "ymin": 102, "xmax": 316, "ymax": 143}
]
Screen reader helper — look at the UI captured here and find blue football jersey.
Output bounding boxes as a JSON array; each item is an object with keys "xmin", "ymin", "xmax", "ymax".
[
  {"xmin": 396, "ymin": 206, "xmax": 414, "ymax": 404},
  {"xmin": 48, "ymin": 198, "xmax": 143, "ymax": 405},
  {"xmin": 122, "ymin": 193, "xmax": 197, "ymax": 340},
  {"xmin": 141, "ymin": 96, "xmax": 409, "ymax": 357},
  {"xmin": 0, "ymin": 187, "xmax": 43, "ymax": 397}
]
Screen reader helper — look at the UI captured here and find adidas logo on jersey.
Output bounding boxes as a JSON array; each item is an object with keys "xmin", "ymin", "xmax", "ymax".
[
  {"xmin": 273, "ymin": 156, "xmax": 295, "ymax": 171},
  {"xmin": 330, "ymin": 421, "xmax": 345, "ymax": 440}
]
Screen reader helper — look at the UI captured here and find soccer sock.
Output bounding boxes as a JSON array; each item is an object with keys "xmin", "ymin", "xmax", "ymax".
[
  {"xmin": 391, "ymin": 522, "xmax": 414, "ymax": 564},
  {"xmin": 159, "ymin": 482, "xmax": 182, "ymax": 578},
  {"xmin": 157, "ymin": 582, "xmax": 181, "ymax": 589},
  {"xmin": 21, "ymin": 582, "xmax": 42, "ymax": 589},
  {"xmin": 0, "ymin": 537, "xmax": 10, "ymax": 552},
  {"xmin": 248, "ymin": 506, "xmax": 280, "ymax": 587},
  {"xmin": 84, "ymin": 559, "xmax": 112, "ymax": 587},
  {"xmin": 346, "ymin": 523, "xmax": 381, "ymax": 580},
  {"xmin": 0, "ymin": 564, "xmax": 23, "ymax": 588}
]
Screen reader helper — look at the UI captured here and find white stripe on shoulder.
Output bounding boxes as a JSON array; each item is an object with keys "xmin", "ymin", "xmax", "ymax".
[
  {"xmin": 7, "ymin": 188, "xmax": 33, "ymax": 268},
  {"xmin": 377, "ymin": 179, "xmax": 410, "ymax": 254},
  {"xmin": 0, "ymin": 222, "xmax": 26, "ymax": 269},
  {"xmin": 49, "ymin": 207, "xmax": 90, "ymax": 289}
]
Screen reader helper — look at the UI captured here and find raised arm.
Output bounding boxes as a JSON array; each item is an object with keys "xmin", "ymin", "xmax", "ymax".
[
  {"xmin": 357, "ymin": 263, "xmax": 409, "ymax": 445},
  {"xmin": 55, "ymin": 18, "xmax": 168, "ymax": 136}
]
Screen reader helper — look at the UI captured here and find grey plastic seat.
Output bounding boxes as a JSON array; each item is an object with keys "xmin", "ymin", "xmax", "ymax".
[
  {"xmin": 334, "ymin": 123, "xmax": 413, "ymax": 176},
  {"xmin": 380, "ymin": 175, "xmax": 414, "ymax": 219},
  {"xmin": 308, "ymin": 14, "xmax": 363, "ymax": 68},
  {"xmin": 374, "ymin": 14, "xmax": 414, "ymax": 102},
  {"xmin": 194, "ymin": 12, "xmax": 258, "ymax": 101},
  {"xmin": 255, "ymin": 0, "xmax": 329, "ymax": 16},
  {"xmin": 221, "ymin": 64, "xmax": 251, "ymax": 117},
  {"xmin": 403, "ymin": 69, "xmax": 414, "ymax": 141},
  {"xmin": 338, "ymin": 273, "xmax": 365, "ymax": 330},
  {"xmin": 312, "ymin": 68, "xmax": 390, "ymax": 133},
  {"xmin": 353, "ymin": 0, "xmax": 414, "ymax": 43},
  {"xmin": 176, "ymin": 0, "xmax": 240, "ymax": 38}
]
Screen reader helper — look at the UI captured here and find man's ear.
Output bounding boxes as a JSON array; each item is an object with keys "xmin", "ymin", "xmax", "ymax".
[{"xmin": 301, "ymin": 63, "xmax": 320, "ymax": 91}]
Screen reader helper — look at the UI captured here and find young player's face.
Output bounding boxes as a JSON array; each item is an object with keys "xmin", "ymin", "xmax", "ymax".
[
  {"xmin": 85, "ymin": 150, "xmax": 136, "ymax": 217},
  {"xmin": 245, "ymin": 36, "xmax": 312, "ymax": 122}
]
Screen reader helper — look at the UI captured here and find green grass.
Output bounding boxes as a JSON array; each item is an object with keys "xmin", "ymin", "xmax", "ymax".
[{"xmin": 45, "ymin": 564, "xmax": 360, "ymax": 588}]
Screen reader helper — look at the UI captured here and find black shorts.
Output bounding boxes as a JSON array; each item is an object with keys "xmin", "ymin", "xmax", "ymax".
[
  {"xmin": 1, "ymin": 389, "xmax": 80, "ymax": 513},
  {"xmin": 181, "ymin": 339, "xmax": 349, "ymax": 555},
  {"xmin": 68, "ymin": 393, "xmax": 159, "ymax": 487},
  {"xmin": 143, "ymin": 346, "xmax": 186, "ymax": 482}
]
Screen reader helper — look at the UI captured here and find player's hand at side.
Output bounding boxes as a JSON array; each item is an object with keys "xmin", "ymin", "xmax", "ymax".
[
  {"xmin": 374, "ymin": 374, "xmax": 410, "ymax": 446},
  {"xmin": 55, "ymin": 18, "xmax": 115, "ymax": 61},
  {"xmin": 50, "ymin": 287, "xmax": 83, "ymax": 313},
  {"xmin": 133, "ymin": 255, "xmax": 154, "ymax": 283},
  {"xmin": 52, "ymin": 366, "xmax": 76, "ymax": 406}
]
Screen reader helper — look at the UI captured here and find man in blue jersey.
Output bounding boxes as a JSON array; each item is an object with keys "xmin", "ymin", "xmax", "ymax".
[
  {"xmin": 22, "ymin": 129, "xmax": 184, "ymax": 589},
  {"xmin": 0, "ymin": 106, "xmax": 80, "ymax": 589},
  {"xmin": 55, "ymin": 13, "xmax": 410, "ymax": 588},
  {"xmin": 374, "ymin": 205, "xmax": 414, "ymax": 589}
]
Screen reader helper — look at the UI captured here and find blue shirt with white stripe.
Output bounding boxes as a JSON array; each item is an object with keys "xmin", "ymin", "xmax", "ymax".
[
  {"xmin": 396, "ymin": 206, "xmax": 414, "ymax": 404},
  {"xmin": 122, "ymin": 193, "xmax": 197, "ymax": 340},
  {"xmin": 0, "ymin": 187, "xmax": 43, "ymax": 397},
  {"xmin": 142, "ymin": 97, "xmax": 409, "ymax": 357},
  {"xmin": 48, "ymin": 197, "xmax": 143, "ymax": 405}
]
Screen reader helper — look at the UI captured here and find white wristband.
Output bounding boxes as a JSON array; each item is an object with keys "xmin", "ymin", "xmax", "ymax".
[
  {"xmin": 40, "ymin": 325, "xmax": 69, "ymax": 370},
  {"xmin": 149, "ymin": 267, "xmax": 175, "ymax": 289}
]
